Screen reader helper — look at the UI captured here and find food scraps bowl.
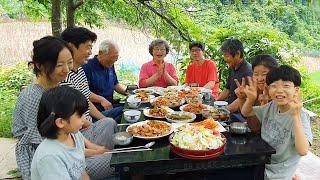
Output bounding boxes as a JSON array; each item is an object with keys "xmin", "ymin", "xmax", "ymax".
[
  {"xmin": 169, "ymin": 133, "xmax": 226, "ymax": 156},
  {"xmin": 123, "ymin": 110, "xmax": 141, "ymax": 123},
  {"xmin": 230, "ymin": 122, "xmax": 248, "ymax": 134},
  {"xmin": 113, "ymin": 131, "xmax": 133, "ymax": 146}
]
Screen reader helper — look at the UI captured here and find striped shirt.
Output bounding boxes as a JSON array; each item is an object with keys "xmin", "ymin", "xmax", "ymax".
[{"xmin": 61, "ymin": 67, "xmax": 92, "ymax": 122}]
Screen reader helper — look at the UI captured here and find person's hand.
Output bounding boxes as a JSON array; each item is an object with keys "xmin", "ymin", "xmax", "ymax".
[
  {"xmin": 258, "ymin": 85, "xmax": 269, "ymax": 105},
  {"xmin": 243, "ymin": 77, "xmax": 258, "ymax": 103},
  {"xmin": 96, "ymin": 146, "xmax": 110, "ymax": 154},
  {"xmin": 101, "ymin": 99, "xmax": 112, "ymax": 110},
  {"xmin": 289, "ymin": 92, "xmax": 303, "ymax": 117},
  {"xmin": 158, "ymin": 63, "xmax": 165, "ymax": 75},
  {"xmin": 234, "ymin": 77, "xmax": 246, "ymax": 99}
]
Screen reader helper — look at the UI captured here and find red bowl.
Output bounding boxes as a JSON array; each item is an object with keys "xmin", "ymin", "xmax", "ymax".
[{"xmin": 169, "ymin": 132, "xmax": 226, "ymax": 156}]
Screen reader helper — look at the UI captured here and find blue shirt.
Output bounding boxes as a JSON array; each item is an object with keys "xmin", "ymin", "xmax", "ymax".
[{"xmin": 82, "ymin": 56, "xmax": 118, "ymax": 102}]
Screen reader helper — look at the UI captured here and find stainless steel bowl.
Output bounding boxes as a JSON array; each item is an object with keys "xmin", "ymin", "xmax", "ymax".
[
  {"xmin": 230, "ymin": 122, "xmax": 247, "ymax": 134},
  {"xmin": 113, "ymin": 131, "xmax": 133, "ymax": 146}
]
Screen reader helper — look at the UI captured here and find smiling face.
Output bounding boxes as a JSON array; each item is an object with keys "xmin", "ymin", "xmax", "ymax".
[
  {"xmin": 253, "ymin": 65, "xmax": 270, "ymax": 90},
  {"xmin": 223, "ymin": 51, "xmax": 241, "ymax": 68},
  {"xmin": 152, "ymin": 45, "xmax": 167, "ymax": 62},
  {"xmin": 49, "ymin": 47, "xmax": 73, "ymax": 84},
  {"xmin": 268, "ymin": 79, "xmax": 299, "ymax": 111},
  {"xmin": 98, "ymin": 46, "xmax": 119, "ymax": 68},
  {"xmin": 70, "ymin": 40, "xmax": 93, "ymax": 68}
]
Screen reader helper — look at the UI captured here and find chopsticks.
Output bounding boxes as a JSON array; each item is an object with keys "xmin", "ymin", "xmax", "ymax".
[{"xmin": 104, "ymin": 148, "xmax": 152, "ymax": 154}]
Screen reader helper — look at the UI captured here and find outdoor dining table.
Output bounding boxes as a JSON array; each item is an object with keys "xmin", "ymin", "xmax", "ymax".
[{"xmin": 111, "ymin": 99, "xmax": 276, "ymax": 180}]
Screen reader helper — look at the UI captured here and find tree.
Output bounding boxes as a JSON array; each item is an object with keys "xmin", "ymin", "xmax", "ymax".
[{"xmin": 50, "ymin": 0, "xmax": 84, "ymax": 37}]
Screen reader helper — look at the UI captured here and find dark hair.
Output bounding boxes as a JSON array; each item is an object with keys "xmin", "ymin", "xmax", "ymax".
[
  {"xmin": 61, "ymin": 27, "xmax": 97, "ymax": 49},
  {"xmin": 252, "ymin": 54, "xmax": 279, "ymax": 71},
  {"xmin": 266, "ymin": 65, "xmax": 301, "ymax": 87},
  {"xmin": 148, "ymin": 39, "xmax": 170, "ymax": 55},
  {"xmin": 220, "ymin": 38, "xmax": 244, "ymax": 58},
  {"xmin": 28, "ymin": 36, "xmax": 70, "ymax": 79},
  {"xmin": 189, "ymin": 41, "xmax": 205, "ymax": 51},
  {"xmin": 37, "ymin": 86, "xmax": 88, "ymax": 139}
]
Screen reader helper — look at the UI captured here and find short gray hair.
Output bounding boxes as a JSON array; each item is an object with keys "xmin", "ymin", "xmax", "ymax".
[{"xmin": 99, "ymin": 40, "xmax": 119, "ymax": 54}]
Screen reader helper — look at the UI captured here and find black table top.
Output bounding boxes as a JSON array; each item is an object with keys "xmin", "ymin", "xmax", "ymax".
[{"xmin": 111, "ymin": 100, "xmax": 275, "ymax": 166}]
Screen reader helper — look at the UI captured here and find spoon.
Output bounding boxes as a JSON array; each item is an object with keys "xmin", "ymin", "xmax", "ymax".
[{"xmin": 112, "ymin": 141, "xmax": 155, "ymax": 151}]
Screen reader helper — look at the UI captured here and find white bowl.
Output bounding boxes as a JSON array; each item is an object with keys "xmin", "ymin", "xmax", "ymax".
[
  {"xmin": 127, "ymin": 96, "xmax": 141, "ymax": 108},
  {"xmin": 113, "ymin": 131, "xmax": 133, "ymax": 146},
  {"xmin": 214, "ymin": 101, "xmax": 228, "ymax": 109},
  {"xmin": 124, "ymin": 110, "xmax": 141, "ymax": 123}
]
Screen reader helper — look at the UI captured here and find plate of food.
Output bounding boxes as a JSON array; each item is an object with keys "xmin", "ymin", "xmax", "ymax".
[
  {"xmin": 150, "ymin": 96, "xmax": 185, "ymax": 108},
  {"xmin": 126, "ymin": 120, "xmax": 173, "ymax": 140},
  {"xmin": 201, "ymin": 108, "xmax": 230, "ymax": 121},
  {"xmin": 169, "ymin": 124, "xmax": 226, "ymax": 159},
  {"xmin": 149, "ymin": 86, "xmax": 166, "ymax": 95},
  {"xmin": 166, "ymin": 111, "xmax": 196, "ymax": 123},
  {"xmin": 143, "ymin": 107, "xmax": 174, "ymax": 118},
  {"xmin": 180, "ymin": 103, "xmax": 211, "ymax": 114},
  {"xmin": 133, "ymin": 88, "xmax": 154, "ymax": 94},
  {"xmin": 129, "ymin": 93, "xmax": 155, "ymax": 103}
]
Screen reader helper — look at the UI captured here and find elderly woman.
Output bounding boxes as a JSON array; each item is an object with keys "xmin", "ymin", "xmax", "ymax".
[
  {"xmin": 185, "ymin": 41, "xmax": 219, "ymax": 99},
  {"xmin": 139, "ymin": 39, "xmax": 178, "ymax": 88}
]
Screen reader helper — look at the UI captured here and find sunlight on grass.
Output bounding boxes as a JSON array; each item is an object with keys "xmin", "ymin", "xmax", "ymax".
[{"xmin": 310, "ymin": 71, "xmax": 320, "ymax": 84}]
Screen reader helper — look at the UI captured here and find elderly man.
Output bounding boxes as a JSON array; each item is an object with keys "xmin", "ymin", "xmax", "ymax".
[
  {"xmin": 216, "ymin": 38, "xmax": 252, "ymax": 121},
  {"xmin": 82, "ymin": 40, "xmax": 126, "ymax": 123}
]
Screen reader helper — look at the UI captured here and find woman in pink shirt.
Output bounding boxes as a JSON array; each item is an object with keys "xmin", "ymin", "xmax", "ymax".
[
  {"xmin": 185, "ymin": 41, "xmax": 219, "ymax": 99},
  {"xmin": 139, "ymin": 39, "xmax": 178, "ymax": 88}
]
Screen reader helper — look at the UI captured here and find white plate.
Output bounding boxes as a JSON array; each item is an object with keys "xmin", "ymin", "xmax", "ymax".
[
  {"xmin": 149, "ymin": 86, "xmax": 166, "ymax": 95},
  {"xmin": 165, "ymin": 111, "xmax": 196, "ymax": 123},
  {"xmin": 143, "ymin": 107, "xmax": 174, "ymax": 118},
  {"xmin": 179, "ymin": 104, "xmax": 212, "ymax": 114},
  {"xmin": 171, "ymin": 122, "xmax": 226, "ymax": 133},
  {"xmin": 133, "ymin": 88, "xmax": 155, "ymax": 94},
  {"xmin": 128, "ymin": 94, "xmax": 155, "ymax": 103},
  {"xmin": 126, "ymin": 120, "xmax": 173, "ymax": 140}
]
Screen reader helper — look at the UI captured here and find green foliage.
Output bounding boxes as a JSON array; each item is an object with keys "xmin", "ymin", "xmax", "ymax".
[
  {"xmin": 298, "ymin": 69, "xmax": 320, "ymax": 114},
  {"xmin": 113, "ymin": 67, "xmax": 138, "ymax": 100},
  {"xmin": 0, "ymin": 63, "xmax": 34, "ymax": 138},
  {"xmin": 0, "ymin": 0, "xmax": 24, "ymax": 18}
]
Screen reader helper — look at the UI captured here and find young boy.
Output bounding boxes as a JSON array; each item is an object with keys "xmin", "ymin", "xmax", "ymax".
[{"xmin": 241, "ymin": 65, "xmax": 312, "ymax": 180}]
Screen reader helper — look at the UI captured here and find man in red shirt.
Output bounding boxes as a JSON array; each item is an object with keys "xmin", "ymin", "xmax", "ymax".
[{"xmin": 185, "ymin": 41, "xmax": 219, "ymax": 99}]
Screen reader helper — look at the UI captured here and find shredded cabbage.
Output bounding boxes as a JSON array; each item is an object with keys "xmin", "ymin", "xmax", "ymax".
[{"xmin": 172, "ymin": 125, "xmax": 224, "ymax": 150}]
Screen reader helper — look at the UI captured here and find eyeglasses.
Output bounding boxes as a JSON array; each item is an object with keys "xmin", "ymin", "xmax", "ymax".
[{"xmin": 269, "ymin": 83, "xmax": 295, "ymax": 90}]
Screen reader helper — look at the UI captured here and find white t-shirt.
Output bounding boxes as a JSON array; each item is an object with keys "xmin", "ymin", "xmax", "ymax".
[
  {"xmin": 31, "ymin": 132, "xmax": 86, "ymax": 180},
  {"xmin": 253, "ymin": 101, "xmax": 313, "ymax": 180}
]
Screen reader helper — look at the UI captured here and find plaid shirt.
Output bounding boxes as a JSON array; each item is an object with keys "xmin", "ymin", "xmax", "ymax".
[{"xmin": 12, "ymin": 84, "xmax": 44, "ymax": 180}]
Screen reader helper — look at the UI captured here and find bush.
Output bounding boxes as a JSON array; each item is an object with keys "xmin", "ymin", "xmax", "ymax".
[{"xmin": 0, "ymin": 63, "xmax": 33, "ymax": 138}]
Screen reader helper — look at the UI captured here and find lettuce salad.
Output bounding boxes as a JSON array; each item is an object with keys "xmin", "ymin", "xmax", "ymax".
[{"xmin": 172, "ymin": 125, "xmax": 224, "ymax": 150}]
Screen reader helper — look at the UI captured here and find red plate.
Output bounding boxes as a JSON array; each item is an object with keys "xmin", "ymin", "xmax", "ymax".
[{"xmin": 171, "ymin": 145, "xmax": 224, "ymax": 160}]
